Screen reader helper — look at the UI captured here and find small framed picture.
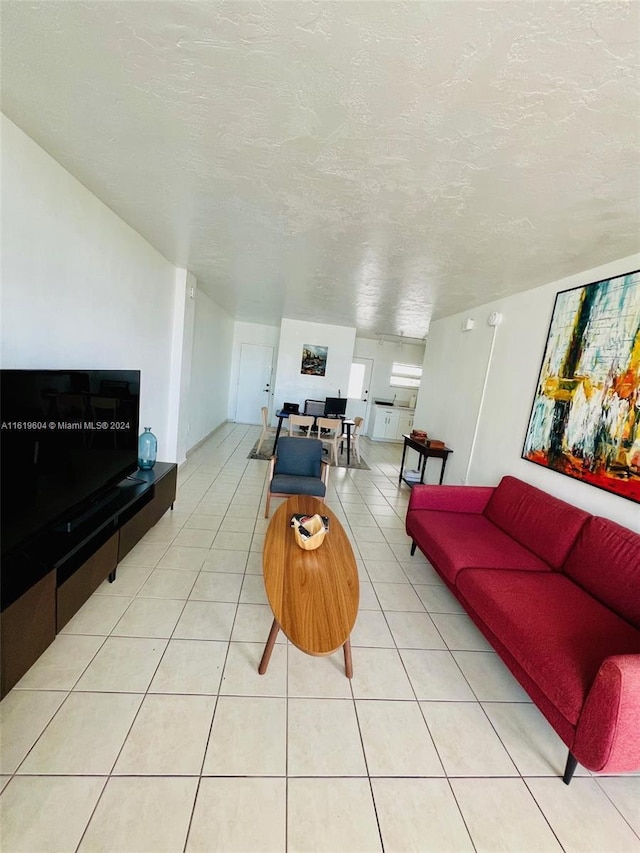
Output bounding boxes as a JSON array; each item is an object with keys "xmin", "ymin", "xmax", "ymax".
[{"xmin": 301, "ymin": 345, "xmax": 328, "ymax": 376}]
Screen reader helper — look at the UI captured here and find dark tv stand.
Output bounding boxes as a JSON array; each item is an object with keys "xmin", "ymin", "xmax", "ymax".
[
  {"xmin": 56, "ymin": 486, "xmax": 123, "ymax": 533},
  {"xmin": 0, "ymin": 462, "xmax": 177, "ymax": 697}
]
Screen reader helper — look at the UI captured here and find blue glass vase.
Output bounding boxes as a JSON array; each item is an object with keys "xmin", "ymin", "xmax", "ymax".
[{"xmin": 138, "ymin": 427, "xmax": 157, "ymax": 470}]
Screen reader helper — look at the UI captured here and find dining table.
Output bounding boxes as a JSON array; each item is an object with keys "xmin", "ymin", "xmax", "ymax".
[{"xmin": 273, "ymin": 411, "xmax": 356, "ymax": 466}]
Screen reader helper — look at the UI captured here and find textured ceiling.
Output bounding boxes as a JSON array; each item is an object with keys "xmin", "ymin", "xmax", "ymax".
[{"xmin": 2, "ymin": 1, "xmax": 639, "ymax": 339}]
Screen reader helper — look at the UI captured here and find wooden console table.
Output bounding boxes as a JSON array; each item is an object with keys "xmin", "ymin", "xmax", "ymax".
[{"xmin": 398, "ymin": 435, "xmax": 453, "ymax": 487}]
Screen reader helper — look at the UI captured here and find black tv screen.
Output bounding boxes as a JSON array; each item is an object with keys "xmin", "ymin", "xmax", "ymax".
[
  {"xmin": 325, "ymin": 397, "xmax": 347, "ymax": 417},
  {"xmin": 1, "ymin": 369, "xmax": 140, "ymax": 558}
]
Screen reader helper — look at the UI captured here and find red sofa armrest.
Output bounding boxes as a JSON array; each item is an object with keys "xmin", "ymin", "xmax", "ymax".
[
  {"xmin": 572, "ymin": 654, "xmax": 640, "ymax": 773},
  {"xmin": 407, "ymin": 485, "xmax": 495, "ymax": 514}
]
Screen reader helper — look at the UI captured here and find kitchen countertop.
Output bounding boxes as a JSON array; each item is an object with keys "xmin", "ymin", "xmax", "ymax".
[{"xmin": 373, "ymin": 402, "xmax": 414, "ymax": 410}]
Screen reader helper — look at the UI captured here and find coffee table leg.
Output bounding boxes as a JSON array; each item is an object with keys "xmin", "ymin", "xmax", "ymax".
[
  {"xmin": 258, "ymin": 619, "xmax": 280, "ymax": 675},
  {"xmin": 343, "ymin": 638, "xmax": 353, "ymax": 679}
]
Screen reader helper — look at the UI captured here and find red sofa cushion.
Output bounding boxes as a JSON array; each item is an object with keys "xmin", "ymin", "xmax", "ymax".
[
  {"xmin": 406, "ymin": 510, "xmax": 551, "ymax": 585},
  {"xmin": 456, "ymin": 569, "xmax": 640, "ymax": 725},
  {"xmin": 562, "ymin": 517, "xmax": 640, "ymax": 629},
  {"xmin": 483, "ymin": 476, "xmax": 590, "ymax": 569}
]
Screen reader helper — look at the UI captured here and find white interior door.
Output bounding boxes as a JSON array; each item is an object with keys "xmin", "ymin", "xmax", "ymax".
[
  {"xmin": 346, "ymin": 357, "xmax": 374, "ymax": 432},
  {"xmin": 236, "ymin": 344, "xmax": 273, "ymax": 424}
]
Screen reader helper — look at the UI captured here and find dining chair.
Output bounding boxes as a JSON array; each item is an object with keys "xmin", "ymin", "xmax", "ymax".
[
  {"xmin": 315, "ymin": 416, "xmax": 341, "ymax": 465},
  {"xmin": 264, "ymin": 437, "xmax": 329, "ymax": 517},
  {"xmin": 256, "ymin": 406, "xmax": 277, "ymax": 454},
  {"xmin": 340, "ymin": 416, "xmax": 364, "ymax": 463},
  {"xmin": 288, "ymin": 414, "xmax": 315, "ymax": 437}
]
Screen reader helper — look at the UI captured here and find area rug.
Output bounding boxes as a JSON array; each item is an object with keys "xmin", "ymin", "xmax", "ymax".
[{"xmin": 248, "ymin": 439, "xmax": 370, "ymax": 470}]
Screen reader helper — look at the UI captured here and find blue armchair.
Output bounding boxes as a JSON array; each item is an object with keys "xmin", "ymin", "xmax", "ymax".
[{"xmin": 264, "ymin": 437, "xmax": 329, "ymax": 517}]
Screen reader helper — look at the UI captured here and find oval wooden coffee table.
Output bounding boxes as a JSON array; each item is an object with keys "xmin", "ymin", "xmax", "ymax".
[{"xmin": 259, "ymin": 495, "xmax": 359, "ymax": 678}]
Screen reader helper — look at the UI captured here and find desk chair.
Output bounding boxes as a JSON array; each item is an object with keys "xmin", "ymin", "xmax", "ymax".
[
  {"xmin": 288, "ymin": 414, "xmax": 315, "ymax": 437},
  {"xmin": 304, "ymin": 399, "xmax": 326, "ymax": 418},
  {"xmin": 302, "ymin": 400, "xmax": 326, "ymax": 436},
  {"xmin": 264, "ymin": 437, "xmax": 329, "ymax": 517},
  {"xmin": 340, "ymin": 416, "xmax": 364, "ymax": 463},
  {"xmin": 316, "ymin": 417, "xmax": 341, "ymax": 465},
  {"xmin": 256, "ymin": 406, "xmax": 278, "ymax": 454}
]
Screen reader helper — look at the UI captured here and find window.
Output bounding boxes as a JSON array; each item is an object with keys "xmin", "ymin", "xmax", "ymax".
[{"xmin": 390, "ymin": 362, "xmax": 422, "ymax": 388}]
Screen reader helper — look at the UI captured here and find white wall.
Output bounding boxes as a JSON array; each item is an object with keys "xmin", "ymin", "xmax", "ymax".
[
  {"xmin": 174, "ymin": 271, "xmax": 197, "ymax": 464},
  {"xmin": 272, "ymin": 319, "xmax": 356, "ymax": 420},
  {"xmin": 1, "ymin": 114, "xmax": 177, "ymax": 460},
  {"xmin": 229, "ymin": 325, "xmax": 419, "ymax": 428},
  {"xmin": 416, "ymin": 253, "xmax": 640, "ymax": 531},
  {"xmin": 228, "ymin": 321, "xmax": 280, "ymax": 421},
  {"xmin": 186, "ymin": 290, "xmax": 234, "ymax": 449},
  {"xmin": 354, "ymin": 337, "xmax": 425, "ymax": 406},
  {"xmin": 415, "ymin": 319, "xmax": 491, "ymax": 479}
]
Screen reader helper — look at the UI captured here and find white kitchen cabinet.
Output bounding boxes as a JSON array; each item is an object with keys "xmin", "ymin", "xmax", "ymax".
[
  {"xmin": 370, "ymin": 406, "xmax": 395, "ymax": 439},
  {"xmin": 397, "ymin": 411, "xmax": 414, "ymax": 438},
  {"xmin": 370, "ymin": 406, "xmax": 414, "ymax": 441}
]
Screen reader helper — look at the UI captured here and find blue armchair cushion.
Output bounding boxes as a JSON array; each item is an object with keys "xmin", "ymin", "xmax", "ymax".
[
  {"xmin": 270, "ymin": 474, "xmax": 326, "ymax": 498},
  {"xmin": 273, "ymin": 437, "xmax": 323, "ymax": 478}
]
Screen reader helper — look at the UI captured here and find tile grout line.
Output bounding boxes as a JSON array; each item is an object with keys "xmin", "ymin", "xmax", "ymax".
[{"xmin": 3, "ymin": 424, "xmax": 638, "ymax": 851}]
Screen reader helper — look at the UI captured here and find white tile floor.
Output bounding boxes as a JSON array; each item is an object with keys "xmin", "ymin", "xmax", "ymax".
[{"xmin": 1, "ymin": 422, "xmax": 639, "ymax": 853}]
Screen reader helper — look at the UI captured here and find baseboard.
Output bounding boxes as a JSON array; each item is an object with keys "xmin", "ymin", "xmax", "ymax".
[{"xmin": 184, "ymin": 420, "xmax": 232, "ymax": 458}]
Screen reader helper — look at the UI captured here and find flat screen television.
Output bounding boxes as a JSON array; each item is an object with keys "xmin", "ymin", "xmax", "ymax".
[
  {"xmin": 324, "ymin": 396, "xmax": 347, "ymax": 417},
  {"xmin": 1, "ymin": 369, "xmax": 140, "ymax": 559}
]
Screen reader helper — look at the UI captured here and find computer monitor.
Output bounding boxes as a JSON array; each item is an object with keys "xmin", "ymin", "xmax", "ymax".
[{"xmin": 324, "ymin": 397, "xmax": 347, "ymax": 417}]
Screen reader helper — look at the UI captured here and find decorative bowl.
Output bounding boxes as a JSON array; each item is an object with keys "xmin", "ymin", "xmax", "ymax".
[{"xmin": 293, "ymin": 514, "xmax": 326, "ymax": 550}]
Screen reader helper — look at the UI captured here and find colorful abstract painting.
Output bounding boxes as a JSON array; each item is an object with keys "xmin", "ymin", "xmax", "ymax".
[
  {"xmin": 522, "ymin": 269, "xmax": 640, "ymax": 503},
  {"xmin": 300, "ymin": 345, "xmax": 328, "ymax": 376}
]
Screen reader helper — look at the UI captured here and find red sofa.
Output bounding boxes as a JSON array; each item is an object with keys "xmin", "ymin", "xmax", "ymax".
[{"xmin": 406, "ymin": 475, "xmax": 640, "ymax": 783}]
